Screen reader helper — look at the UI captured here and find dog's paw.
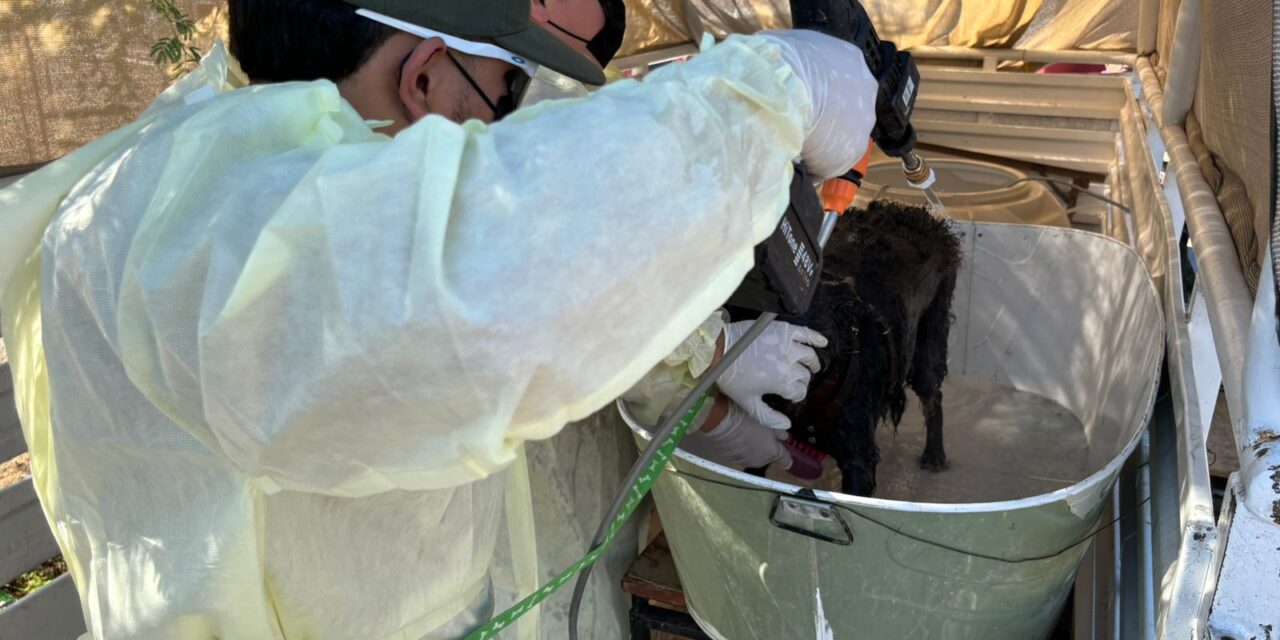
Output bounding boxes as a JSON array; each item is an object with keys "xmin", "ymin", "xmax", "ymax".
[{"xmin": 918, "ymin": 450, "xmax": 947, "ymax": 472}]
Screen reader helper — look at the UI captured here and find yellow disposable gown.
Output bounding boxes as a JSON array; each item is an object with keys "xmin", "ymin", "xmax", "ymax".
[{"xmin": 0, "ymin": 32, "xmax": 807, "ymax": 639}]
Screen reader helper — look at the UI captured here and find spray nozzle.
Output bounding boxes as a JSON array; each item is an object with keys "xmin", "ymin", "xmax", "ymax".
[{"xmin": 901, "ymin": 151, "xmax": 936, "ymax": 190}]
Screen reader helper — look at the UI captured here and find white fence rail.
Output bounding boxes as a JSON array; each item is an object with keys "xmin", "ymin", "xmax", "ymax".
[{"xmin": 0, "ymin": 346, "xmax": 86, "ymax": 639}]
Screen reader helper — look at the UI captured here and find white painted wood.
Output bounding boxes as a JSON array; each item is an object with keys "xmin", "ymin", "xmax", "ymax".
[
  {"xmin": 920, "ymin": 67, "xmax": 1127, "ymax": 113},
  {"xmin": 0, "ymin": 480, "xmax": 58, "ymax": 586},
  {"xmin": 0, "ymin": 361, "xmax": 23, "ymax": 463},
  {"xmin": 0, "ymin": 409, "xmax": 23, "ymax": 466},
  {"xmin": 0, "ymin": 574, "xmax": 85, "ymax": 640},
  {"xmin": 913, "ymin": 119, "xmax": 1118, "ymax": 174}
]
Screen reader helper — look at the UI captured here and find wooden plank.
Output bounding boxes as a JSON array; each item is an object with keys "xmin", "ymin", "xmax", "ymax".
[
  {"xmin": 0, "ymin": 409, "xmax": 24, "ymax": 466},
  {"xmin": 910, "ymin": 46, "xmax": 1135, "ymax": 66},
  {"xmin": 0, "ymin": 480, "xmax": 58, "ymax": 586},
  {"xmin": 919, "ymin": 68, "xmax": 1127, "ymax": 114},
  {"xmin": 0, "ymin": 424, "xmax": 22, "ymax": 466},
  {"xmin": 0, "ymin": 574, "xmax": 85, "ymax": 640},
  {"xmin": 921, "ymin": 66, "xmax": 1128, "ymax": 89},
  {"xmin": 915, "ymin": 119, "xmax": 1117, "ymax": 174},
  {"xmin": 915, "ymin": 95, "xmax": 1119, "ymax": 121},
  {"xmin": 622, "ymin": 533, "xmax": 688, "ymax": 612},
  {"xmin": 0, "ymin": 361, "xmax": 23, "ymax": 463}
]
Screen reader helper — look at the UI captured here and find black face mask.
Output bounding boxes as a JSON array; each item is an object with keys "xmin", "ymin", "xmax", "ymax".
[{"xmin": 545, "ymin": 0, "xmax": 626, "ymax": 67}]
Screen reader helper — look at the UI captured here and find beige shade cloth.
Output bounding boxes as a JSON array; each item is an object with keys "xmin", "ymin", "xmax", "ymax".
[
  {"xmin": 1014, "ymin": 0, "xmax": 1137, "ymax": 52},
  {"xmin": 1122, "ymin": 96, "xmax": 1169, "ymax": 297},
  {"xmin": 2, "ymin": 1, "xmax": 1140, "ymax": 170},
  {"xmin": 1185, "ymin": 0, "xmax": 1273, "ymax": 295},
  {"xmin": 0, "ymin": 1, "xmax": 226, "ymax": 170},
  {"xmin": 1186, "ymin": 113, "xmax": 1263, "ymax": 295},
  {"xmin": 1154, "ymin": 0, "xmax": 1183, "ymax": 78},
  {"xmin": 621, "ymin": 0, "xmax": 1137, "ymax": 55}
]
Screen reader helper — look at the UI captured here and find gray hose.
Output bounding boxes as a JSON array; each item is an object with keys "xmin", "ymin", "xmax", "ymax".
[{"xmin": 566, "ymin": 312, "xmax": 778, "ymax": 640}]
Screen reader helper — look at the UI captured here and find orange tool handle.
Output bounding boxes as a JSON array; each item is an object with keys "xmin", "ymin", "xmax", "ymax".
[{"xmin": 821, "ymin": 145, "xmax": 872, "ymax": 214}]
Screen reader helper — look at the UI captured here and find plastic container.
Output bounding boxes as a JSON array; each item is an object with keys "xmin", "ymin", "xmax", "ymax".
[
  {"xmin": 622, "ymin": 223, "xmax": 1163, "ymax": 640},
  {"xmin": 854, "ymin": 159, "xmax": 1070, "ymax": 227}
]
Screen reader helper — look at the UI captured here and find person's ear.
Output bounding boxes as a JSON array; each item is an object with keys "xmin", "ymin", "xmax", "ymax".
[
  {"xmin": 398, "ymin": 37, "xmax": 448, "ymax": 123},
  {"xmin": 529, "ymin": 0, "xmax": 551, "ymax": 25}
]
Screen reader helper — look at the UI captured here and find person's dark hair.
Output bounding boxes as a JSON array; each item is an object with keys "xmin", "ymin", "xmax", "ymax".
[{"xmin": 228, "ymin": 0, "xmax": 397, "ymax": 83}]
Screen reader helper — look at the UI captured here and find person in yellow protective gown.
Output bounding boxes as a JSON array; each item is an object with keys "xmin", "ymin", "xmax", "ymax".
[
  {"xmin": 511, "ymin": 6, "xmax": 832, "ymax": 634},
  {"xmin": 0, "ymin": 0, "xmax": 878, "ymax": 637}
]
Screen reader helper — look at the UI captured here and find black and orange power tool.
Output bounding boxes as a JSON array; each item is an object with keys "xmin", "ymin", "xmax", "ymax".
[{"xmin": 727, "ymin": 0, "xmax": 922, "ymax": 317}]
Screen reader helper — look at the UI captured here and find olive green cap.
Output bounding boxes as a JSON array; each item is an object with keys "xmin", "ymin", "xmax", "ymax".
[{"xmin": 345, "ymin": 0, "xmax": 606, "ymax": 85}]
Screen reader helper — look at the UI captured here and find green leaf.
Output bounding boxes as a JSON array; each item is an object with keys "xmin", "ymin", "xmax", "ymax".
[{"xmin": 150, "ymin": 0, "xmax": 203, "ymax": 76}]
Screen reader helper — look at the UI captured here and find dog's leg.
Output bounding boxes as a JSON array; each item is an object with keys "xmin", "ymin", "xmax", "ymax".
[
  {"xmin": 909, "ymin": 273, "xmax": 958, "ymax": 473},
  {"xmin": 830, "ymin": 323, "xmax": 890, "ymax": 497},
  {"xmin": 833, "ymin": 403, "xmax": 880, "ymax": 496},
  {"xmin": 915, "ymin": 388, "xmax": 946, "ymax": 472}
]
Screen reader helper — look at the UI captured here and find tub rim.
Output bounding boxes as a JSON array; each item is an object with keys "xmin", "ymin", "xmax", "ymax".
[{"xmin": 621, "ymin": 223, "xmax": 1164, "ymax": 516}]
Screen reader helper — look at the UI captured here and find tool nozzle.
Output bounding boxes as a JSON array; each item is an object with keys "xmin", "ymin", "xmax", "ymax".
[{"xmin": 901, "ymin": 151, "xmax": 937, "ymax": 190}]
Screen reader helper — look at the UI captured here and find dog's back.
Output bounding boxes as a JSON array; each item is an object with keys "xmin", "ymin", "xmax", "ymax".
[
  {"xmin": 794, "ymin": 200, "xmax": 961, "ymax": 398},
  {"xmin": 823, "ymin": 202, "xmax": 961, "ymax": 349}
]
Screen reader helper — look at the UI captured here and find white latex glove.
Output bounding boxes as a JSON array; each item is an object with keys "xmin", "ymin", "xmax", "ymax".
[
  {"xmin": 759, "ymin": 29, "xmax": 880, "ymax": 180},
  {"xmin": 717, "ymin": 320, "xmax": 828, "ymax": 430},
  {"xmin": 681, "ymin": 402, "xmax": 794, "ymax": 469}
]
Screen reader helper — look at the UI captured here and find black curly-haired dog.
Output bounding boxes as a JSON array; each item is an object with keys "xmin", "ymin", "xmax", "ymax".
[{"xmin": 750, "ymin": 200, "xmax": 963, "ymax": 497}]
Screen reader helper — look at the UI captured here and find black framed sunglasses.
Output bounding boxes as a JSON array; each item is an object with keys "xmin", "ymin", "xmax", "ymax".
[
  {"xmin": 446, "ymin": 51, "xmax": 530, "ymax": 121},
  {"xmin": 398, "ymin": 50, "xmax": 533, "ymax": 122}
]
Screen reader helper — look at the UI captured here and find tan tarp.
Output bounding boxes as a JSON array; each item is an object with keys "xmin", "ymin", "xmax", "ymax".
[
  {"xmin": 1, "ymin": 1, "xmax": 1141, "ymax": 170},
  {"xmin": 1014, "ymin": 0, "xmax": 1137, "ymax": 51},
  {"xmin": 622, "ymin": 0, "xmax": 1137, "ymax": 56},
  {"xmin": 0, "ymin": 1, "xmax": 226, "ymax": 169},
  {"xmin": 1154, "ymin": 0, "xmax": 1183, "ymax": 77}
]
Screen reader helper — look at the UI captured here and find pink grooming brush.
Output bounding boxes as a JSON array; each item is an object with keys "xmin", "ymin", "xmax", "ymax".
[{"xmin": 783, "ymin": 437, "xmax": 828, "ymax": 481}]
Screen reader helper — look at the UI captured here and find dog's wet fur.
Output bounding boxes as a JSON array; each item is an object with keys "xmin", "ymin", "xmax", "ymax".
[{"xmin": 746, "ymin": 200, "xmax": 963, "ymax": 496}]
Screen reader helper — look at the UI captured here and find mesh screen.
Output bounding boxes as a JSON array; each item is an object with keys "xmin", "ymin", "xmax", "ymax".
[
  {"xmin": 0, "ymin": 1, "xmax": 225, "ymax": 169},
  {"xmin": 1273, "ymin": 0, "xmax": 1279, "ymax": 337},
  {"xmin": 620, "ymin": 0, "xmax": 694, "ymax": 56},
  {"xmin": 1191, "ymin": 0, "xmax": 1274, "ymax": 295},
  {"xmin": 1186, "ymin": 113, "xmax": 1262, "ymax": 294},
  {"xmin": 1123, "ymin": 100, "xmax": 1168, "ymax": 293},
  {"xmin": 1014, "ymin": 0, "xmax": 1137, "ymax": 51},
  {"xmin": 1155, "ymin": 0, "xmax": 1183, "ymax": 75}
]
